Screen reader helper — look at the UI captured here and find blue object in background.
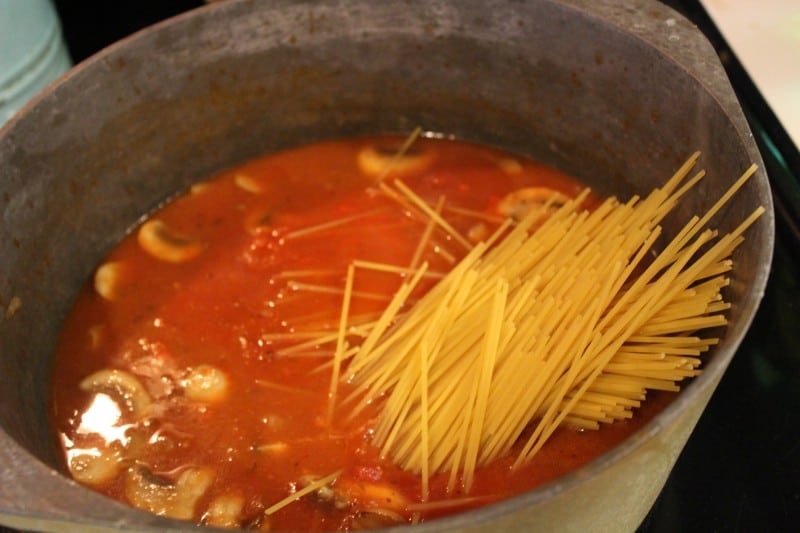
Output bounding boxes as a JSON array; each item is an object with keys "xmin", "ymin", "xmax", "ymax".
[{"xmin": 0, "ymin": 0, "xmax": 71, "ymax": 126}]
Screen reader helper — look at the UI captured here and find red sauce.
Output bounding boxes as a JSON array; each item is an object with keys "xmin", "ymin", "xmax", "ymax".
[{"xmin": 49, "ymin": 136, "xmax": 673, "ymax": 531}]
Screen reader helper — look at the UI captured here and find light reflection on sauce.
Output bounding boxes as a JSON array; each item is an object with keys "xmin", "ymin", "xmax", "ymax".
[{"xmin": 76, "ymin": 392, "xmax": 131, "ymax": 446}]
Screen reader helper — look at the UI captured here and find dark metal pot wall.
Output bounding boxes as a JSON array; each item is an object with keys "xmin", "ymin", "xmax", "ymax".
[{"xmin": 0, "ymin": 0, "xmax": 774, "ymax": 531}]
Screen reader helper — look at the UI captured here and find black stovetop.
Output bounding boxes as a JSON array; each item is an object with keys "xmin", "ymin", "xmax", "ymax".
[{"xmin": 6, "ymin": 2, "xmax": 796, "ymax": 532}]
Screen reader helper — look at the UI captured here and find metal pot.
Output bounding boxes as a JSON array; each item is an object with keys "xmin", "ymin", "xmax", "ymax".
[{"xmin": 0, "ymin": 0, "xmax": 774, "ymax": 531}]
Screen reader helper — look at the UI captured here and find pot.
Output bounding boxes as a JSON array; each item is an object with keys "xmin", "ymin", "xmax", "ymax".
[{"xmin": 0, "ymin": 0, "xmax": 774, "ymax": 531}]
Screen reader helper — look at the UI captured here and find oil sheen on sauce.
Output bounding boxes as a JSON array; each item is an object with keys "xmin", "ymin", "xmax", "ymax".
[{"xmin": 49, "ymin": 136, "xmax": 673, "ymax": 531}]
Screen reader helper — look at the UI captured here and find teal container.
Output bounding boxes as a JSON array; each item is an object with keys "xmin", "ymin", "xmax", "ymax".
[{"xmin": 0, "ymin": 0, "xmax": 72, "ymax": 126}]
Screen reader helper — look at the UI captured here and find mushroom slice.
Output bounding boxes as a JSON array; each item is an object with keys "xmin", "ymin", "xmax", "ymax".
[
  {"xmin": 357, "ymin": 143, "xmax": 433, "ymax": 179},
  {"xmin": 182, "ymin": 364, "xmax": 229, "ymax": 403},
  {"xmin": 203, "ymin": 492, "xmax": 246, "ymax": 528},
  {"xmin": 497, "ymin": 158, "xmax": 523, "ymax": 175},
  {"xmin": 94, "ymin": 261, "xmax": 127, "ymax": 300},
  {"xmin": 137, "ymin": 219, "xmax": 205, "ymax": 263},
  {"xmin": 87, "ymin": 324, "xmax": 105, "ymax": 349},
  {"xmin": 234, "ymin": 173, "xmax": 264, "ymax": 194},
  {"xmin": 79, "ymin": 369, "xmax": 152, "ymax": 419},
  {"xmin": 125, "ymin": 466, "xmax": 215, "ymax": 520},
  {"xmin": 190, "ymin": 181, "xmax": 211, "ymax": 195},
  {"xmin": 68, "ymin": 447, "xmax": 125, "ymax": 487},
  {"xmin": 496, "ymin": 187, "xmax": 571, "ymax": 221}
]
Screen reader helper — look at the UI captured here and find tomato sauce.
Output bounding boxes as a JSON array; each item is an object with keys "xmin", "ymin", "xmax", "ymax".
[{"xmin": 49, "ymin": 136, "xmax": 673, "ymax": 531}]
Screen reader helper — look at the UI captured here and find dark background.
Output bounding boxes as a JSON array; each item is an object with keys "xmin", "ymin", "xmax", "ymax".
[{"xmin": 12, "ymin": 1, "xmax": 800, "ymax": 531}]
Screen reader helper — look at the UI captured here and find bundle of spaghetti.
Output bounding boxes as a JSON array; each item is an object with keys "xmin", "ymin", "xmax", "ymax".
[{"xmin": 337, "ymin": 154, "xmax": 764, "ymax": 495}]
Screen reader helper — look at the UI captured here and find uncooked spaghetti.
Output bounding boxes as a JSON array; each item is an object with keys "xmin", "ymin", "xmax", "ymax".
[{"xmin": 329, "ymin": 152, "xmax": 763, "ymax": 494}]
